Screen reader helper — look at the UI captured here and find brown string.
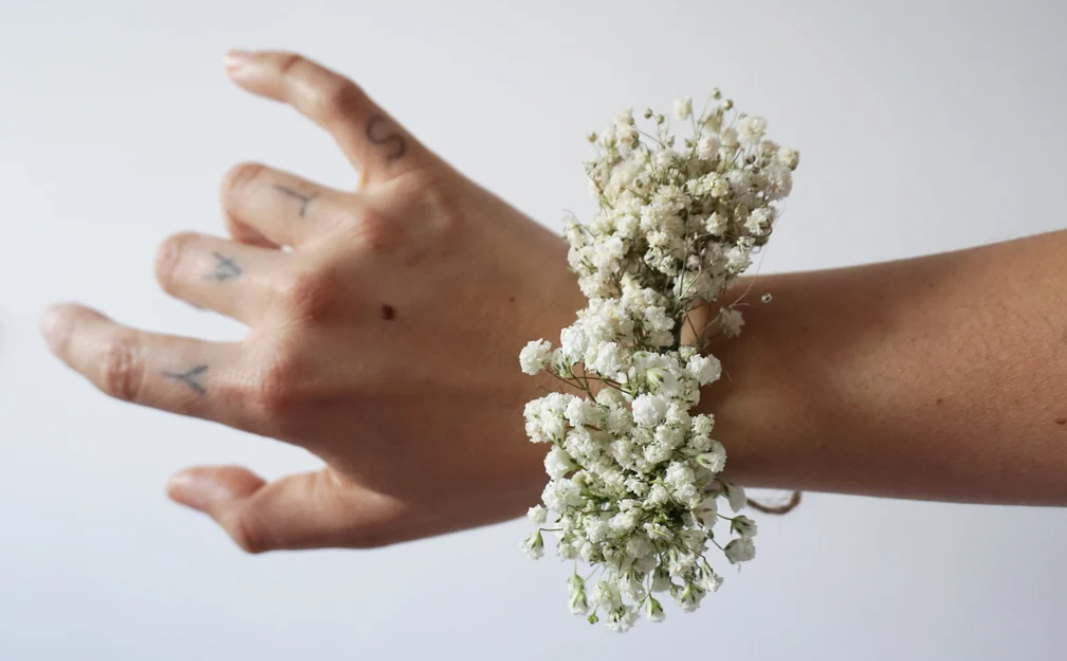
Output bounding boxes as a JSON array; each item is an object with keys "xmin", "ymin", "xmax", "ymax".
[{"xmin": 747, "ymin": 490, "xmax": 802, "ymax": 515}]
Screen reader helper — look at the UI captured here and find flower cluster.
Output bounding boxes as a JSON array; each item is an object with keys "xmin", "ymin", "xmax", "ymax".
[{"xmin": 519, "ymin": 91, "xmax": 798, "ymax": 631}]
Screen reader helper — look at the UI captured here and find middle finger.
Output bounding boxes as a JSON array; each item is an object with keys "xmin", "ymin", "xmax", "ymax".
[{"xmin": 155, "ymin": 232, "xmax": 284, "ymax": 325}]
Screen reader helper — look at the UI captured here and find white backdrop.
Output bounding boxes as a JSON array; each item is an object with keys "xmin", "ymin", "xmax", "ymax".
[{"xmin": 2, "ymin": 1, "xmax": 1066, "ymax": 659}]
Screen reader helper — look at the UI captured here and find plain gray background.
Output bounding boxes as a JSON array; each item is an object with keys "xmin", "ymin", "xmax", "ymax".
[{"xmin": 2, "ymin": 0, "xmax": 1066, "ymax": 659}]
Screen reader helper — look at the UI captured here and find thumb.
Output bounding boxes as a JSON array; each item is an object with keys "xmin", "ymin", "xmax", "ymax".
[{"xmin": 167, "ymin": 465, "xmax": 381, "ymax": 553}]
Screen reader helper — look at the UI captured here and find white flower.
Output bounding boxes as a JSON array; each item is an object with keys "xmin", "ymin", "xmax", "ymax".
[
  {"xmin": 736, "ymin": 115, "xmax": 767, "ymax": 148},
  {"xmin": 631, "ymin": 394, "xmax": 668, "ymax": 427},
  {"xmin": 625, "ymin": 534, "xmax": 654, "ymax": 559},
  {"xmin": 644, "ymin": 596, "xmax": 666, "ymax": 622},
  {"xmin": 664, "ymin": 461, "xmax": 695, "ymax": 491},
  {"xmin": 691, "ymin": 413, "xmax": 714, "ymax": 437},
  {"xmin": 618, "ymin": 572, "xmax": 646, "ymax": 601},
  {"xmin": 545, "ymin": 446, "xmax": 576, "ymax": 480},
  {"xmin": 606, "ymin": 607, "xmax": 638, "ymax": 633},
  {"xmin": 519, "ymin": 339, "xmax": 553, "ymax": 375},
  {"xmin": 593, "ymin": 580, "xmax": 623, "ymax": 610},
  {"xmin": 778, "ymin": 146, "xmax": 800, "ymax": 170},
  {"xmin": 724, "ymin": 537, "xmax": 756, "ymax": 563},
  {"xmin": 557, "ymin": 541, "xmax": 577, "ymax": 560},
  {"xmin": 522, "ymin": 530, "xmax": 544, "ymax": 559},
  {"xmin": 542, "ymin": 478, "xmax": 582, "ymax": 511},
  {"xmin": 565, "ymin": 397, "xmax": 602, "ymax": 428},
  {"xmin": 673, "ymin": 98, "xmax": 693, "ymax": 120},
  {"xmin": 696, "ymin": 440, "xmax": 727, "ymax": 473},
  {"xmin": 672, "ymin": 583, "xmax": 705, "ymax": 612},
  {"xmin": 674, "ymin": 483, "xmax": 701, "ymax": 508},
  {"xmin": 720, "ymin": 308, "xmax": 745, "ymax": 337},
  {"xmin": 608, "ymin": 510, "xmax": 639, "ymax": 535},
  {"xmin": 588, "ymin": 341, "xmax": 629, "ymax": 378},
  {"xmin": 686, "ymin": 354, "xmax": 722, "ymax": 386},
  {"xmin": 721, "ymin": 127, "xmax": 739, "ymax": 148},
  {"xmin": 764, "ymin": 164, "xmax": 793, "ymax": 201},
  {"xmin": 745, "ymin": 207, "xmax": 775, "ymax": 234},
  {"xmin": 655, "ymin": 425, "xmax": 684, "ymax": 449},
  {"xmin": 693, "ymin": 496, "xmax": 719, "ymax": 528},
  {"xmin": 697, "ymin": 134, "xmax": 721, "ymax": 160},
  {"xmin": 704, "ymin": 212, "xmax": 727, "ymax": 235},
  {"xmin": 527, "ymin": 505, "xmax": 548, "ymax": 525},
  {"xmin": 568, "ymin": 575, "xmax": 590, "ymax": 615},
  {"xmin": 644, "ymin": 484, "xmax": 671, "ymax": 507},
  {"xmin": 722, "ymin": 481, "xmax": 747, "ymax": 512},
  {"xmin": 643, "ymin": 522, "xmax": 673, "ymax": 541},
  {"xmin": 731, "ymin": 515, "xmax": 758, "ymax": 538},
  {"xmin": 696, "ymin": 569, "xmax": 723, "ymax": 593},
  {"xmin": 651, "ymin": 567, "xmax": 672, "ymax": 593},
  {"xmin": 585, "ymin": 519, "xmax": 611, "ymax": 543},
  {"xmin": 559, "ymin": 326, "xmax": 588, "ymax": 363},
  {"xmin": 726, "ymin": 244, "xmax": 752, "ymax": 272}
]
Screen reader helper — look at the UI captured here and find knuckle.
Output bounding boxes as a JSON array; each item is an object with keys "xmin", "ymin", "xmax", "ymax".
[
  {"xmin": 228, "ymin": 508, "xmax": 272, "ymax": 555},
  {"xmin": 220, "ymin": 162, "xmax": 265, "ymax": 210},
  {"xmin": 249, "ymin": 352, "xmax": 304, "ymax": 417},
  {"xmin": 154, "ymin": 232, "xmax": 199, "ymax": 289},
  {"xmin": 276, "ymin": 52, "xmax": 305, "ymax": 77},
  {"xmin": 314, "ymin": 79, "xmax": 365, "ymax": 126},
  {"xmin": 100, "ymin": 332, "xmax": 145, "ymax": 402},
  {"xmin": 349, "ymin": 209, "xmax": 400, "ymax": 255},
  {"xmin": 274, "ymin": 269, "xmax": 338, "ymax": 323}
]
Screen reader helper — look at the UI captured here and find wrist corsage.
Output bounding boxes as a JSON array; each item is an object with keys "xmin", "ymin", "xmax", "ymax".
[{"xmin": 519, "ymin": 92, "xmax": 798, "ymax": 631}]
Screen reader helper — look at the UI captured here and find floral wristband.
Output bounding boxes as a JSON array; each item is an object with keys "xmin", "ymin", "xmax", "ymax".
[{"xmin": 518, "ymin": 92, "xmax": 798, "ymax": 631}]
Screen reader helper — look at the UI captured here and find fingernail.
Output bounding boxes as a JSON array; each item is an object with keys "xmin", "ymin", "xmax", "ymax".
[
  {"xmin": 167, "ymin": 471, "xmax": 233, "ymax": 512},
  {"xmin": 39, "ymin": 305, "xmax": 66, "ymax": 352},
  {"xmin": 224, "ymin": 50, "xmax": 252, "ymax": 70}
]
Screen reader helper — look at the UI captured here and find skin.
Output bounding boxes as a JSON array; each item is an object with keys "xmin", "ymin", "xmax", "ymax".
[
  {"xmin": 40, "ymin": 51, "xmax": 1067, "ymax": 555},
  {"xmin": 700, "ymin": 231, "xmax": 1067, "ymax": 506}
]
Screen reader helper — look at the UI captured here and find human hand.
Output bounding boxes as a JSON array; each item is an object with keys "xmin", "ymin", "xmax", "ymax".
[{"xmin": 41, "ymin": 51, "xmax": 584, "ymax": 552}]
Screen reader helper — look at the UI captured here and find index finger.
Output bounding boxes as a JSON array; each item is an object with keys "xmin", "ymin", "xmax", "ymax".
[{"xmin": 223, "ymin": 50, "xmax": 435, "ymax": 187}]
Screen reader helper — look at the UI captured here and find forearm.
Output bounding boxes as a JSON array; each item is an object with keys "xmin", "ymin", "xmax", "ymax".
[{"xmin": 705, "ymin": 229, "xmax": 1067, "ymax": 505}]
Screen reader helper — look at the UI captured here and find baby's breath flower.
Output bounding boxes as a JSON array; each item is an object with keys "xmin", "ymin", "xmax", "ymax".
[
  {"xmin": 736, "ymin": 115, "xmax": 768, "ymax": 148},
  {"xmin": 673, "ymin": 98, "xmax": 693, "ymax": 120},
  {"xmin": 632, "ymin": 394, "xmax": 668, "ymax": 427},
  {"xmin": 519, "ymin": 339, "xmax": 553, "ymax": 375},
  {"xmin": 527, "ymin": 505, "xmax": 548, "ymax": 525},
  {"xmin": 731, "ymin": 515, "xmax": 758, "ymax": 539},
  {"xmin": 696, "ymin": 134, "xmax": 721, "ymax": 160},
  {"xmin": 522, "ymin": 530, "xmax": 544, "ymax": 559},
  {"xmin": 696, "ymin": 568, "xmax": 724, "ymax": 593},
  {"xmin": 686, "ymin": 354, "xmax": 722, "ymax": 386},
  {"xmin": 724, "ymin": 537, "xmax": 756, "ymax": 564},
  {"xmin": 520, "ymin": 91, "xmax": 798, "ymax": 630},
  {"xmin": 693, "ymin": 496, "xmax": 720, "ymax": 528},
  {"xmin": 720, "ymin": 308, "xmax": 745, "ymax": 337},
  {"xmin": 568, "ymin": 575, "xmax": 590, "ymax": 615},
  {"xmin": 778, "ymin": 146, "xmax": 800, "ymax": 170},
  {"xmin": 644, "ymin": 596, "xmax": 666, "ymax": 622}
]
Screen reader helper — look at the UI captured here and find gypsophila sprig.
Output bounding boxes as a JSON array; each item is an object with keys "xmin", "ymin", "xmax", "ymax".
[{"xmin": 519, "ymin": 93, "xmax": 798, "ymax": 631}]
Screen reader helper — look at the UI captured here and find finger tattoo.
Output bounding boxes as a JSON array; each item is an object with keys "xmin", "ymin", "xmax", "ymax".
[
  {"xmin": 273, "ymin": 185, "xmax": 317, "ymax": 217},
  {"xmin": 164, "ymin": 364, "xmax": 209, "ymax": 396},
  {"xmin": 205, "ymin": 252, "xmax": 242, "ymax": 282},
  {"xmin": 365, "ymin": 115, "xmax": 407, "ymax": 161}
]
